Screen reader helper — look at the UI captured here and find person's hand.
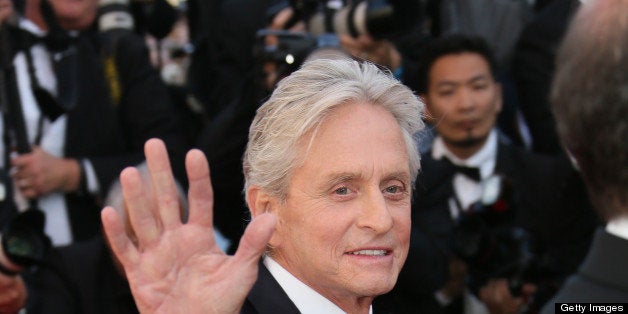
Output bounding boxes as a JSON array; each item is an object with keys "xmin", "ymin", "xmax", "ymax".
[
  {"xmin": 0, "ymin": 0, "xmax": 14, "ymax": 26},
  {"xmin": 10, "ymin": 146, "xmax": 81, "ymax": 198},
  {"xmin": 479, "ymin": 279, "xmax": 537, "ymax": 314},
  {"xmin": 101, "ymin": 138, "xmax": 277, "ymax": 314},
  {"xmin": 339, "ymin": 34, "xmax": 402, "ymax": 72},
  {"xmin": 0, "ymin": 274, "xmax": 26, "ymax": 314},
  {"xmin": 438, "ymin": 257, "xmax": 468, "ymax": 300}
]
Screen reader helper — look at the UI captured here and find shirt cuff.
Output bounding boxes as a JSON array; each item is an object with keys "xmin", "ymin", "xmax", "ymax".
[
  {"xmin": 81, "ymin": 159, "xmax": 100, "ymax": 195},
  {"xmin": 434, "ymin": 289, "xmax": 453, "ymax": 307}
]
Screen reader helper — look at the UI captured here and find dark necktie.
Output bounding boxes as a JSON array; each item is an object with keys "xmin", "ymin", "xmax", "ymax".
[{"xmin": 441, "ymin": 157, "xmax": 481, "ymax": 182}]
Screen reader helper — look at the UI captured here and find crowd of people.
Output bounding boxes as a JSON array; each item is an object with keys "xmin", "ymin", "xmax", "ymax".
[{"xmin": 0, "ymin": 0, "xmax": 626, "ymax": 313}]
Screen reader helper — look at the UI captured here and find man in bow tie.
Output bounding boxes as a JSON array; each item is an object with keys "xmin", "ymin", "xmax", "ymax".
[
  {"xmin": 0, "ymin": 0, "xmax": 186, "ymax": 248},
  {"xmin": 375, "ymin": 34, "xmax": 598, "ymax": 314}
]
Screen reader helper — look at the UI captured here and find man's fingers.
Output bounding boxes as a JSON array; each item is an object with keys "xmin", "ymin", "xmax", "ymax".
[
  {"xmin": 121, "ymin": 167, "xmax": 161, "ymax": 246},
  {"xmin": 186, "ymin": 149, "xmax": 214, "ymax": 229},
  {"xmin": 233, "ymin": 213, "xmax": 277, "ymax": 265},
  {"xmin": 144, "ymin": 138, "xmax": 181, "ymax": 229},
  {"xmin": 101, "ymin": 206, "xmax": 139, "ymax": 266}
]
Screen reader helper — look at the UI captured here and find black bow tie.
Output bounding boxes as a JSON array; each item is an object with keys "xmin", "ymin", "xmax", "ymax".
[{"xmin": 441, "ymin": 157, "xmax": 481, "ymax": 182}]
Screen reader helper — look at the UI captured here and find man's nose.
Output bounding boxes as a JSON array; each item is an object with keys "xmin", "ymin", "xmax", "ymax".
[
  {"xmin": 357, "ymin": 190, "xmax": 394, "ymax": 233},
  {"xmin": 455, "ymin": 88, "xmax": 476, "ymax": 112}
]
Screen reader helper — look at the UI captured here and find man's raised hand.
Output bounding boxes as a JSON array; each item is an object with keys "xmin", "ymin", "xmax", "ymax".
[{"xmin": 101, "ymin": 138, "xmax": 276, "ymax": 314}]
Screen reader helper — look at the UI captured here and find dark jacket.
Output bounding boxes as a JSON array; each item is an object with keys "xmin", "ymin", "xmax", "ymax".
[
  {"xmin": 24, "ymin": 237, "xmax": 137, "ymax": 314},
  {"xmin": 376, "ymin": 140, "xmax": 599, "ymax": 313},
  {"xmin": 540, "ymin": 229, "xmax": 628, "ymax": 313}
]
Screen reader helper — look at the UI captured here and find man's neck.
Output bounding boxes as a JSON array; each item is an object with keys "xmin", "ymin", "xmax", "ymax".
[
  {"xmin": 443, "ymin": 135, "xmax": 490, "ymax": 160},
  {"xmin": 444, "ymin": 142, "xmax": 483, "ymax": 160},
  {"xmin": 25, "ymin": 0, "xmax": 47, "ymax": 31}
]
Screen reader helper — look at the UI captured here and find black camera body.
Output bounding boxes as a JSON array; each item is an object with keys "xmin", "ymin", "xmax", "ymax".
[
  {"xmin": 0, "ymin": 169, "xmax": 50, "ymax": 274},
  {"xmin": 451, "ymin": 175, "xmax": 555, "ymax": 302},
  {"xmin": 254, "ymin": 29, "xmax": 340, "ymax": 85}
]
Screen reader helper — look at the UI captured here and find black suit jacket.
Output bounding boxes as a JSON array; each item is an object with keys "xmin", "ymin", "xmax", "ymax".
[
  {"xmin": 540, "ymin": 229, "xmax": 628, "ymax": 313},
  {"xmin": 24, "ymin": 237, "xmax": 137, "ymax": 314},
  {"xmin": 59, "ymin": 28, "xmax": 187, "ymax": 242},
  {"xmin": 375, "ymin": 141, "xmax": 598, "ymax": 313},
  {"xmin": 241, "ymin": 262, "xmax": 301, "ymax": 314},
  {"xmin": 512, "ymin": 0, "xmax": 580, "ymax": 154}
]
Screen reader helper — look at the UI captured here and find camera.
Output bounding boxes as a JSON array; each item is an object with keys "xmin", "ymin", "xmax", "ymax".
[
  {"xmin": 0, "ymin": 170, "xmax": 50, "ymax": 275},
  {"xmin": 1, "ymin": 210, "xmax": 50, "ymax": 269},
  {"xmin": 452, "ymin": 175, "xmax": 558, "ymax": 310},
  {"xmin": 288, "ymin": 0, "xmax": 421, "ymax": 39},
  {"xmin": 98, "ymin": 0, "xmax": 179, "ymax": 39},
  {"xmin": 254, "ymin": 29, "xmax": 340, "ymax": 84}
]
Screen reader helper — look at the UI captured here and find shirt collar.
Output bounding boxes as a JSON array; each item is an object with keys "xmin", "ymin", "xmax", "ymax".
[
  {"xmin": 263, "ymin": 256, "xmax": 372, "ymax": 314},
  {"xmin": 606, "ymin": 215, "xmax": 628, "ymax": 240},
  {"xmin": 432, "ymin": 129, "xmax": 498, "ymax": 179}
]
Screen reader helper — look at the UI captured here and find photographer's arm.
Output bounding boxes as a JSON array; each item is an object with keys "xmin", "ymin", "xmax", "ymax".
[
  {"xmin": 434, "ymin": 258, "xmax": 468, "ymax": 305},
  {"xmin": 339, "ymin": 34, "xmax": 402, "ymax": 74},
  {"xmin": 479, "ymin": 279, "xmax": 536, "ymax": 314},
  {"xmin": 102, "ymin": 139, "xmax": 276, "ymax": 314},
  {"xmin": 10, "ymin": 146, "xmax": 83, "ymax": 199}
]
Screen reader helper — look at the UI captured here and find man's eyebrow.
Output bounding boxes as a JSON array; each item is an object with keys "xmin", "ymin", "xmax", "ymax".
[
  {"xmin": 468, "ymin": 74, "xmax": 491, "ymax": 83},
  {"xmin": 322, "ymin": 172, "xmax": 363, "ymax": 186},
  {"xmin": 382, "ymin": 171, "xmax": 411, "ymax": 184},
  {"xmin": 434, "ymin": 74, "xmax": 490, "ymax": 88},
  {"xmin": 321, "ymin": 171, "xmax": 410, "ymax": 186}
]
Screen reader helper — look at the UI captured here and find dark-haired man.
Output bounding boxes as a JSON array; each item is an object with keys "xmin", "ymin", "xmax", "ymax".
[
  {"xmin": 0, "ymin": 0, "xmax": 186, "ymax": 247},
  {"xmin": 376, "ymin": 34, "xmax": 598, "ymax": 313}
]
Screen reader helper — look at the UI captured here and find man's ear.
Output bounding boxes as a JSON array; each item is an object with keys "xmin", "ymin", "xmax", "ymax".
[
  {"xmin": 246, "ymin": 186, "xmax": 276, "ymax": 218},
  {"xmin": 494, "ymin": 82, "xmax": 503, "ymax": 113},
  {"xmin": 246, "ymin": 186, "xmax": 282, "ymax": 247}
]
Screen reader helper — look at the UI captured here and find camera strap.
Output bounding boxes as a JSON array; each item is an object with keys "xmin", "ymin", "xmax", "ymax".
[{"xmin": 100, "ymin": 32, "xmax": 121, "ymax": 107}]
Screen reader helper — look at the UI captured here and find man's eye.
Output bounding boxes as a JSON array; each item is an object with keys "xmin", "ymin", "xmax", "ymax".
[
  {"xmin": 384, "ymin": 185, "xmax": 406, "ymax": 195},
  {"xmin": 438, "ymin": 90, "xmax": 454, "ymax": 97},
  {"xmin": 472, "ymin": 84, "xmax": 488, "ymax": 91},
  {"xmin": 385, "ymin": 186, "xmax": 399, "ymax": 193},
  {"xmin": 334, "ymin": 187, "xmax": 349, "ymax": 195}
]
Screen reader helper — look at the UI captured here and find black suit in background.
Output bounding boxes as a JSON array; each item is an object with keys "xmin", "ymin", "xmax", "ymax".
[
  {"xmin": 50, "ymin": 27, "xmax": 187, "ymax": 242},
  {"xmin": 24, "ymin": 237, "xmax": 137, "ymax": 314},
  {"xmin": 512, "ymin": 0, "xmax": 580, "ymax": 155},
  {"xmin": 189, "ymin": 0, "xmax": 280, "ymax": 252},
  {"xmin": 540, "ymin": 229, "xmax": 628, "ymax": 313},
  {"xmin": 375, "ymin": 140, "xmax": 599, "ymax": 313}
]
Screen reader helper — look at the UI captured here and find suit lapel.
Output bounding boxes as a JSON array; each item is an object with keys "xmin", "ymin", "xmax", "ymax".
[{"xmin": 243, "ymin": 261, "xmax": 301, "ymax": 314}]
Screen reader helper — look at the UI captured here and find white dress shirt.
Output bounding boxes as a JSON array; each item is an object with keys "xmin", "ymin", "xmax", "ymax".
[
  {"xmin": 263, "ymin": 256, "xmax": 373, "ymax": 314},
  {"xmin": 432, "ymin": 129, "xmax": 498, "ymax": 218},
  {"xmin": 431, "ymin": 131, "xmax": 498, "ymax": 314},
  {"xmin": 0, "ymin": 19, "xmax": 73, "ymax": 245}
]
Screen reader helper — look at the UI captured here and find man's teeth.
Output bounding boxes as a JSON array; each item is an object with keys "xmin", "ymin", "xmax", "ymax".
[{"xmin": 350, "ymin": 250, "xmax": 387, "ymax": 256}]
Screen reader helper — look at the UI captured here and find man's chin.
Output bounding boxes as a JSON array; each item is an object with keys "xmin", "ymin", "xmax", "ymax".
[
  {"xmin": 449, "ymin": 136, "xmax": 487, "ymax": 148},
  {"xmin": 350, "ymin": 273, "xmax": 399, "ymax": 296}
]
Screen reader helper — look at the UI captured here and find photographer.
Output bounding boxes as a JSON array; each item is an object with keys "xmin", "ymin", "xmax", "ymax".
[
  {"xmin": 0, "ymin": 0, "xmax": 186, "ymax": 249},
  {"xmin": 376, "ymin": 34, "xmax": 598, "ymax": 314}
]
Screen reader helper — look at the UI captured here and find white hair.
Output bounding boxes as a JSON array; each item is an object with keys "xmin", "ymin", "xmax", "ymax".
[{"xmin": 243, "ymin": 58, "xmax": 425, "ymax": 201}]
